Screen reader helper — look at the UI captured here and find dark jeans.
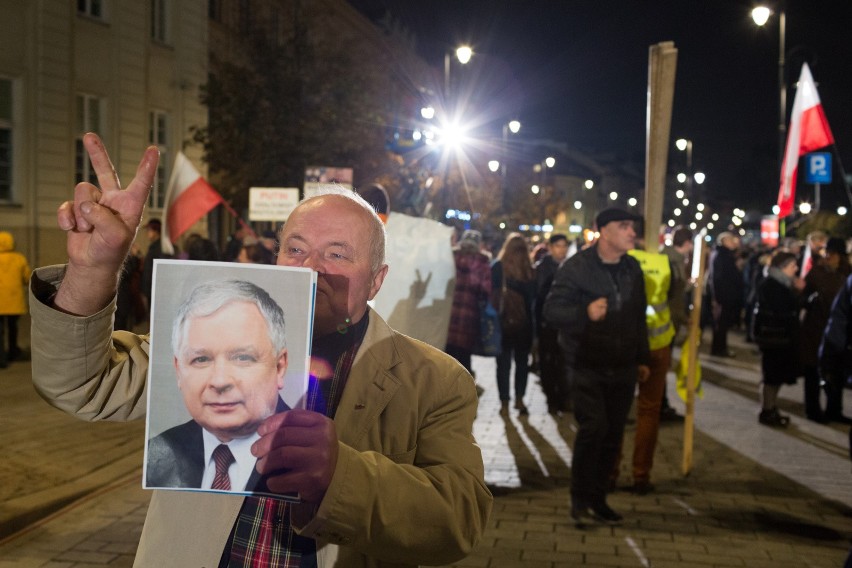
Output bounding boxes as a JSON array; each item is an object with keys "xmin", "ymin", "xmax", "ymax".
[
  {"xmin": 445, "ymin": 344, "xmax": 473, "ymax": 376},
  {"xmin": 538, "ymin": 327, "xmax": 571, "ymax": 411},
  {"xmin": 496, "ymin": 346, "xmax": 529, "ymax": 403},
  {"xmin": 571, "ymin": 366, "xmax": 637, "ymax": 507},
  {"xmin": 0, "ymin": 315, "xmax": 20, "ymax": 367},
  {"xmin": 803, "ymin": 365, "xmax": 824, "ymax": 419},
  {"xmin": 711, "ymin": 301, "xmax": 736, "ymax": 355}
]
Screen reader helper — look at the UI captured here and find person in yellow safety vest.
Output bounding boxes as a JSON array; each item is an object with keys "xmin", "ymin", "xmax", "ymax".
[{"xmin": 625, "ymin": 247, "xmax": 675, "ymax": 495}]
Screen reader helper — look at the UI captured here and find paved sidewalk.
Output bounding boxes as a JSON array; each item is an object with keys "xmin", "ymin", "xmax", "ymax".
[{"xmin": 1, "ymin": 329, "xmax": 851, "ymax": 566}]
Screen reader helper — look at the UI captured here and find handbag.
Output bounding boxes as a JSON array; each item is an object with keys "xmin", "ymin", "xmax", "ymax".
[
  {"xmin": 472, "ymin": 300, "xmax": 502, "ymax": 357},
  {"xmin": 500, "ymin": 280, "xmax": 530, "ymax": 342}
]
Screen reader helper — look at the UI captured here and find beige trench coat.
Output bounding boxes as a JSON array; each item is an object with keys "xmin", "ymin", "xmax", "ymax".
[{"xmin": 30, "ymin": 265, "xmax": 492, "ymax": 568}]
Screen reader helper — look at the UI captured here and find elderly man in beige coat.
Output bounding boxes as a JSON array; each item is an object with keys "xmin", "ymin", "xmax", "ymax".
[{"xmin": 30, "ymin": 133, "xmax": 492, "ymax": 567}]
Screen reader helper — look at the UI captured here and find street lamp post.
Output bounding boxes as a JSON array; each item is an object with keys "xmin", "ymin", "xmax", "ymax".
[
  {"xmin": 676, "ymin": 138, "xmax": 693, "ymax": 201},
  {"xmin": 500, "ymin": 120, "xmax": 521, "ymax": 214},
  {"xmin": 501, "ymin": 120, "xmax": 521, "ymax": 178},
  {"xmin": 752, "ymin": 4, "xmax": 787, "ymax": 175},
  {"xmin": 444, "ymin": 45, "xmax": 473, "ymax": 99}
]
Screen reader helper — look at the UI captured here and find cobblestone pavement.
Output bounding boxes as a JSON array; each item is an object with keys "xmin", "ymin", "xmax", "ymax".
[{"xmin": 1, "ymin": 329, "xmax": 851, "ymax": 567}]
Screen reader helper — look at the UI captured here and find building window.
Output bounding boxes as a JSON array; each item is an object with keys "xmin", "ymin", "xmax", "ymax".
[
  {"xmin": 151, "ymin": 0, "xmax": 169, "ymax": 43},
  {"xmin": 75, "ymin": 94, "xmax": 103, "ymax": 185},
  {"xmin": 0, "ymin": 78, "xmax": 12, "ymax": 202},
  {"xmin": 148, "ymin": 110, "xmax": 169, "ymax": 209},
  {"xmin": 78, "ymin": 0, "xmax": 106, "ymax": 20}
]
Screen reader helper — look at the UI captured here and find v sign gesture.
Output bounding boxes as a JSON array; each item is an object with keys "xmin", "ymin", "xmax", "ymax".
[{"xmin": 54, "ymin": 133, "xmax": 159, "ymax": 316}]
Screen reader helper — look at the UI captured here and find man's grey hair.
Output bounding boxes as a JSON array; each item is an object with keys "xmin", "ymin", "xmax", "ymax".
[
  {"xmin": 291, "ymin": 185, "xmax": 387, "ymax": 274},
  {"xmin": 171, "ymin": 280, "xmax": 287, "ymax": 356}
]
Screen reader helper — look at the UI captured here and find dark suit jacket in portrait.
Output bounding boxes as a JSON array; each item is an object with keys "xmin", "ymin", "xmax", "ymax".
[{"xmin": 146, "ymin": 397, "xmax": 288, "ymax": 492}]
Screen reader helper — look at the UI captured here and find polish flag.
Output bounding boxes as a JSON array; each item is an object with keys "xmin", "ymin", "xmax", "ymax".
[
  {"xmin": 777, "ymin": 63, "xmax": 835, "ymax": 218},
  {"xmin": 161, "ymin": 152, "xmax": 225, "ymax": 255}
]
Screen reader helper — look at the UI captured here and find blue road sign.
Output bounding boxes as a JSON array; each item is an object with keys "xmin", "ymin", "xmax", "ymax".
[{"xmin": 805, "ymin": 152, "xmax": 832, "ymax": 184}]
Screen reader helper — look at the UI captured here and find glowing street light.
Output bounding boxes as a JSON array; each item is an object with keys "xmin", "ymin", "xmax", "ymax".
[
  {"xmin": 752, "ymin": 5, "xmax": 787, "ymax": 173},
  {"xmin": 584, "ymin": 179, "xmax": 594, "ymax": 189},
  {"xmin": 500, "ymin": 120, "xmax": 521, "ymax": 178},
  {"xmin": 531, "ymin": 184, "xmax": 540, "ymax": 195},
  {"xmin": 799, "ymin": 202, "xmax": 812, "ymax": 215},
  {"xmin": 839, "ymin": 206, "xmax": 848, "ymax": 216},
  {"xmin": 444, "ymin": 45, "xmax": 473, "ymax": 98},
  {"xmin": 488, "ymin": 160, "xmax": 500, "ymax": 173},
  {"xmin": 694, "ymin": 172, "xmax": 706, "ymax": 184}
]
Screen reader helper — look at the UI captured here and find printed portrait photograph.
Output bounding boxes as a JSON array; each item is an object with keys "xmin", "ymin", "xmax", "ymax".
[{"xmin": 143, "ymin": 260, "xmax": 316, "ymax": 498}]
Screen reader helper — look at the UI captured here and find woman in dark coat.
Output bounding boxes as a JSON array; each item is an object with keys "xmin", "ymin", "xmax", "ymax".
[
  {"xmin": 753, "ymin": 250, "xmax": 804, "ymax": 427},
  {"xmin": 800, "ymin": 237, "xmax": 851, "ymax": 422},
  {"xmin": 492, "ymin": 233, "xmax": 536, "ymax": 415}
]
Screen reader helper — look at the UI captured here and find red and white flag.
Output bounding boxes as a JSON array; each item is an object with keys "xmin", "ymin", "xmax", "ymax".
[
  {"xmin": 777, "ymin": 63, "xmax": 835, "ymax": 218},
  {"xmin": 161, "ymin": 152, "xmax": 225, "ymax": 255}
]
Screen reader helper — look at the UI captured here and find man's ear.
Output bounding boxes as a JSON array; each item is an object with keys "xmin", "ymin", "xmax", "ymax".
[
  {"xmin": 368, "ymin": 264, "xmax": 389, "ymax": 300},
  {"xmin": 276, "ymin": 349, "xmax": 288, "ymax": 390}
]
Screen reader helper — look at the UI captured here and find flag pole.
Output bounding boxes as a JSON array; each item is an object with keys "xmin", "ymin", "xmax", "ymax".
[
  {"xmin": 831, "ymin": 143, "xmax": 852, "ymax": 208},
  {"xmin": 219, "ymin": 198, "xmax": 258, "ymax": 239}
]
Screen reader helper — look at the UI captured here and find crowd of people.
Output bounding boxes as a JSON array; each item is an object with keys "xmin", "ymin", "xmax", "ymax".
[
  {"xmin": 444, "ymin": 213, "xmax": 852, "ymax": 527},
  {"xmin": 17, "ymin": 132, "xmax": 852, "ymax": 562}
]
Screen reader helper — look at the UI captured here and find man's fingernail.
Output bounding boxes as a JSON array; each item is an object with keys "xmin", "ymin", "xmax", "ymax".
[{"xmin": 80, "ymin": 201, "xmax": 94, "ymax": 214}]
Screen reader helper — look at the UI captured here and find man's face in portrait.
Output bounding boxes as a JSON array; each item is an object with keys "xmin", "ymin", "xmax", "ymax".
[{"xmin": 174, "ymin": 301, "xmax": 288, "ymax": 442}]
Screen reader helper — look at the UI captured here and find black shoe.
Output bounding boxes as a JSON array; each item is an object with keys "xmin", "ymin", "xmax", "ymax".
[
  {"xmin": 590, "ymin": 503, "xmax": 623, "ymax": 524},
  {"xmin": 631, "ymin": 481, "xmax": 655, "ymax": 495},
  {"xmin": 711, "ymin": 350, "xmax": 736, "ymax": 358},
  {"xmin": 570, "ymin": 503, "xmax": 598, "ymax": 527},
  {"xmin": 660, "ymin": 407, "xmax": 684, "ymax": 422},
  {"xmin": 825, "ymin": 414, "xmax": 852, "ymax": 425},
  {"xmin": 759, "ymin": 408, "xmax": 789, "ymax": 427}
]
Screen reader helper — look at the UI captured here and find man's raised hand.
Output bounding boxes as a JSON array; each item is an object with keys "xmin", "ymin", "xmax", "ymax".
[{"xmin": 54, "ymin": 133, "xmax": 159, "ymax": 315}]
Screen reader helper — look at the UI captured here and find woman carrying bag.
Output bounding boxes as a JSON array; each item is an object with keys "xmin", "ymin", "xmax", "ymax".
[{"xmin": 492, "ymin": 233, "xmax": 536, "ymax": 415}]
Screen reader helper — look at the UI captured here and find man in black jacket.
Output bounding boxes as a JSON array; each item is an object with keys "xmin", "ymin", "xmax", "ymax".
[
  {"xmin": 708, "ymin": 232, "xmax": 743, "ymax": 357},
  {"xmin": 534, "ymin": 233, "xmax": 571, "ymax": 415},
  {"xmin": 544, "ymin": 208, "xmax": 650, "ymax": 526}
]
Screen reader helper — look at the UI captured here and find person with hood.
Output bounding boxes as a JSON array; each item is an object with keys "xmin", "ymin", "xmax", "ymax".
[
  {"xmin": 753, "ymin": 250, "xmax": 804, "ymax": 427},
  {"xmin": 0, "ymin": 231, "xmax": 31, "ymax": 367}
]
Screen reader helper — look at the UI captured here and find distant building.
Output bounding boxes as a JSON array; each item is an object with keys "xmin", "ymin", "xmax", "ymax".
[{"xmin": 0, "ymin": 1, "xmax": 208, "ymax": 266}]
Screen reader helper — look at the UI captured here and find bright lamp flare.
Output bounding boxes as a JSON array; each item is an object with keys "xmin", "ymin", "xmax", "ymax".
[
  {"xmin": 508, "ymin": 120, "xmax": 521, "ymax": 133},
  {"xmin": 676, "ymin": 138, "xmax": 688, "ymax": 151},
  {"xmin": 456, "ymin": 46, "xmax": 473, "ymax": 64},
  {"xmin": 488, "ymin": 160, "xmax": 500, "ymax": 173},
  {"xmin": 751, "ymin": 6, "xmax": 771, "ymax": 26}
]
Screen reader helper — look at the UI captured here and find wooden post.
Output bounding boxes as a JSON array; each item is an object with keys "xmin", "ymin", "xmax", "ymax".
[
  {"xmin": 682, "ymin": 233, "xmax": 707, "ymax": 475},
  {"xmin": 644, "ymin": 42, "xmax": 678, "ymax": 247}
]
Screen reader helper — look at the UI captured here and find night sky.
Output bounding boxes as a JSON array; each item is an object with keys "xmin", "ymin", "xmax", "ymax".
[{"xmin": 350, "ymin": 0, "xmax": 852, "ymax": 215}]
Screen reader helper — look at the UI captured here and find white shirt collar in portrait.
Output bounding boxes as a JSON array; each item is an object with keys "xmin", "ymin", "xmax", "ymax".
[{"xmin": 201, "ymin": 428, "xmax": 261, "ymax": 492}]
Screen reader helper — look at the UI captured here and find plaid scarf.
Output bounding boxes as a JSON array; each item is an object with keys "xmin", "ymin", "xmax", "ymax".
[{"xmin": 219, "ymin": 315, "xmax": 369, "ymax": 568}]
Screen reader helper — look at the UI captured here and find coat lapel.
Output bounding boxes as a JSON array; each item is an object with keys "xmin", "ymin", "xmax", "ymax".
[{"xmin": 333, "ymin": 309, "xmax": 400, "ymax": 447}]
